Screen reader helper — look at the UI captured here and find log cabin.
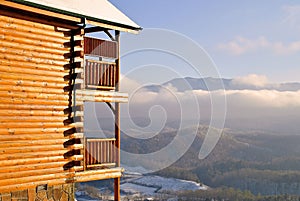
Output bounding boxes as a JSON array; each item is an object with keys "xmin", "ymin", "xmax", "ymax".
[{"xmin": 0, "ymin": 0, "xmax": 141, "ymax": 200}]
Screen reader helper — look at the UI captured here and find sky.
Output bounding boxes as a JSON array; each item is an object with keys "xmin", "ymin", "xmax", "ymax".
[
  {"xmin": 86, "ymin": 1, "xmax": 300, "ymax": 163},
  {"xmin": 109, "ymin": 0, "xmax": 300, "ymax": 83}
]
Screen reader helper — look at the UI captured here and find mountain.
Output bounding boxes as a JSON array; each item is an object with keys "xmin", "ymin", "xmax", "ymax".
[
  {"xmin": 144, "ymin": 77, "xmax": 300, "ymax": 92},
  {"xmin": 120, "ymin": 125, "xmax": 300, "ymax": 195}
]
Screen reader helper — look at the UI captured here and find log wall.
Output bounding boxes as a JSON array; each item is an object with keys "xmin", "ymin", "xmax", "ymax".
[{"xmin": 0, "ymin": 8, "xmax": 83, "ymax": 193}]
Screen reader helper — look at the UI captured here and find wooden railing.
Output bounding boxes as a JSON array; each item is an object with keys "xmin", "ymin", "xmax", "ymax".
[
  {"xmin": 85, "ymin": 60, "xmax": 117, "ymax": 90},
  {"xmin": 84, "ymin": 138, "xmax": 117, "ymax": 170},
  {"xmin": 84, "ymin": 37, "xmax": 118, "ymax": 59}
]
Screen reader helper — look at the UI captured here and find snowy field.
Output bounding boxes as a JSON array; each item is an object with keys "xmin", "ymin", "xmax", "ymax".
[
  {"xmin": 121, "ymin": 183, "xmax": 157, "ymax": 195},
  {"xmin": 133, "ymin": 175, "xmax": 207, "ymax": 192},
  {"xmin": 76, "ymin": 166, "xmax": 208, "ymax": 200},
  {"xmin": 124, "ymin": 175, "xmax": 207, "ymax": 195}
]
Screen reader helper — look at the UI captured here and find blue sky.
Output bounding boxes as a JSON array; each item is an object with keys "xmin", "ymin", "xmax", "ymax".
[{"xmin": 109, "ymin": 0, "xmax": 300, "ymax": 83}]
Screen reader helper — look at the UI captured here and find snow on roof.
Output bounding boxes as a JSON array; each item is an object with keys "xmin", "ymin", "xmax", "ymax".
[{"xmin": 16, "ymin": 0, "xmax": 141, "ymax": 31}]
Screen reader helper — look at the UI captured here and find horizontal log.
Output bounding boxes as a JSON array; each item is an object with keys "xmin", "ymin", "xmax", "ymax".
[
  {"xmin": 75, "ymin": 168, "xmax": 123, "ymax": 182},
  {"xmin": 0, "ymin": 171, "xmax": 73, "ymax": 187},
  {"xmin": 0, "ymin": 52, "xmax": 70, "ymax": 70},
  {"xmin": 0, "ymin": 122, "xmax": 73, "ymax": 129},
  {"xmin": 0, "ymin": 167, "xmax": 65, "ymax": 180},
  {"xmin": 0, "ymin": 134, "xmax": 66, "ymax": 141},
  {"xmin": 68, "ymin": 155, "xmax": 84, "ymax": 161},
  {"xmin": 0, "ymin": 103, "xmax": 66, "ymax": 111},
  {"xmin": 87, "ymin": 138, "xmax": 116, "ymax": 142},
  {"xmin": 0, "ymin": 149, "xmax": 66, "ymax": 161},
  {"xmin": 0, "ymin": 91, "xmax": 69, "ymax": 101},
  {"xmin": 0, "ymin": 78, "xmax": 67, "ymax": 90},
  {"xmin": 0, "ymin": 127, "xmax": 73, "ymax": 135},
  {"xmin": 0, "ymin": 55, "xmax": 69, "ymax": 72},
  {"xmin": 67, "ymin": 143, "xmax": 84, "ymax": 150},
  {"xmin": 0, "ymin": 116, "xmax": 67, "ymax": 122},
  {"xmin": 1, "ymin": 40, "xmax": 69, "ymax": 57},
  {"xmin": 0, "ymin": 28, "xmax": 68, "ymax": 45},
  {"xmin": 0, "ymin": 109, "xmax": 67, "ymax": 117},
  {"xmin": 0, "ymin": 97, "xmax": 69, "ymax": 106},
  {"xmin": 0, "ymin": 14, "xmax": 73, "ymax": 33},
  {"xmin": 0, "ymin": 46, "xmax": 68, "ymax": 62},
  {"xmin": 0, "ymin": 20, "xmax": 69, "ymax": 40},
  {"xmin": 0, "ymin": 177, "xmax": 69, "ymax": 194},
  {"xmin": 68, "ymin": 133, "xmax": 84, "ymax": 139},
  {"xmin": 0, "ymin": 67, "xmax": 68, "ymax": 83},
  {"xmin": 0, "ymin": 155, "xmax": 67, "ymax": 167},
  {"xmin": 86, "ymin": 85, "xmax": 115, "ymax": 90},
  {"xmin": 0, "ymin": 85, "xmax": 67, "ymax": 95},
  {"xmin": 0, "ymin": 161, "xmax": 66, "ymax": 174},
  {"xmin": 0, "ymin": 33, "xmax": 69, "ymax": 51},
  {"xmin": 0, "ymin": 53, "xmax": 67, "ymax": 67},
  {"xmin": 76, "ymin": 96, "xmax": 128, "ymax": 103},
  {"xmin": 0, "ymin": 139, "xmax": 67, "ymax": 148},
  {"xmin": 0, "ymin": 13, "xmax": 71, "ymax": 32},
  {"xmin": 0, "ymin": 64, "xmax": 68, "ymax": 78},
  {"xmin": 87, "ymin": 163, "xmax": 116, "ymax": 169},
  {"xmin": 0, "ymin": 144, "xmax": 66, "ymax": 154}
]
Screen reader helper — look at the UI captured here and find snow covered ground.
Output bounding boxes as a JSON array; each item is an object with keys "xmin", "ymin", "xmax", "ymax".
[
  {"xmin": 121, "ymin": 183, "xmax": 157, "ymax": 195},
  {"xmin": 76, "ymin": 166, "xmax": 208, "ymax": 200},
  {"xmin": 121, "ymin": 175, "xmax": 207, "ymax": 195},
  {"xmin": 131, "ymin": 175, "xmax": 207, "ymax": 192}
]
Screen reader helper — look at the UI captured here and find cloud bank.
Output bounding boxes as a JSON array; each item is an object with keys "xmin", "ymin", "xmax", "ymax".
[
  {"xmin": 218, "ymin": 36, "xmax": 300, "ymax": 55},
  {"xmin": 120, "ymin": 74, "xmax": 300, "ymax": 133}
]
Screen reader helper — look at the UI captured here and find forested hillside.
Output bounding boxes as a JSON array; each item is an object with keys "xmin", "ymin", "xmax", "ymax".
[{"xmin": 121, "ymin": 125, "xmax": 300, "ymax": 195}]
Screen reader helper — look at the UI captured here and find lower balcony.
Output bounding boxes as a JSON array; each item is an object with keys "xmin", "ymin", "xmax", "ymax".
[{"xmin": 74, "ymin": 138, "xmax": 123, "ymax": 183}]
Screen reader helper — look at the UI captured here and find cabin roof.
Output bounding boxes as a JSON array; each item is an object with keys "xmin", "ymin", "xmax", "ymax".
[{"xmin": 8, "ymin": 0, "xmax": 142, "ymax": 33}]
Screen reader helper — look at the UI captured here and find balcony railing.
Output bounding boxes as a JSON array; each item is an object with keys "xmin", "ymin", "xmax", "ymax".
[
  {"xmin": 84, "ymin": 37, "xmax": 118, "ymax": 59},
  {"xmin": 84, "ymin": 138, "xmax": 117, "ymax": 170},
  {"xmin": 85, "ymin": 60, "xmax": 117, "ymax": 90}
]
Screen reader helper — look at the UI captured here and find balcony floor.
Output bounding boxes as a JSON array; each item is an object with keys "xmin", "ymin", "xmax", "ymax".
[
  {"xmin": 76, "ymin": 89, "xmax": 128, "ymax": 103},
  {"xmin": 74, "ymin": 167, "xmax": 124, "ymax": 183}
]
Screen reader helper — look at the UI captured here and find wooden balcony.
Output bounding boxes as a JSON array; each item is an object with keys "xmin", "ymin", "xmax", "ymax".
[
  {"xmin": 84, "ymin": 138, "xmax": 117, "ymax": 170},
  {"xmin": 84, "ymin": 37, "xmax": 118, "ymax": 59},
  {"xmin": 85, "ymin": 59, "xmax": 117, "ymax": 90},
  {"xmin": 74, "ymin": 137, "xmax": 122, "ymax": 183}
]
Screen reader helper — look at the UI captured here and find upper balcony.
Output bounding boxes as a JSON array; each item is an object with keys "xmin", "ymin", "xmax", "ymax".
[{"xmin": 76, "ymin": 36, "xmax": 128, "ymax": 103}]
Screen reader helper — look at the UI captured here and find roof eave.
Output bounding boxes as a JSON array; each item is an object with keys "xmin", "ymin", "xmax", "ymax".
[{"xmin": 7, "ymin": 0, "xmax": 142, "ymax": 33}]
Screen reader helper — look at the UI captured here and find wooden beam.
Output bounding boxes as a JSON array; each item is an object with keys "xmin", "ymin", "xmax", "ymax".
[
  {"xmin": 105, "ymin": 30, "xmax": 115, "ymax": 41},
  {"xmin": 114, "ymin": 30, "xmax": 121, "ymax": 201},
  {"xmin": 84, "ymin": 26, "xmax": 107, "ymax": 34},
  {"xmin": 74, "ymin": 168, "xmax": 123, "ymax": 182},
  {"xmin": 86, "ymin": 19, "xmax": 139, "ymax": 34}
]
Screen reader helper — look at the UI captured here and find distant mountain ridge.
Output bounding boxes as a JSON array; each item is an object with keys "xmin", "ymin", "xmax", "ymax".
[{"xmin": 144, "ymin": 77, "xmax": 300, "ymax": 92}]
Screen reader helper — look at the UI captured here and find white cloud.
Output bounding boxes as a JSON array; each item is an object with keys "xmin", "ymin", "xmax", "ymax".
[
  {"xmin": 118, "ymin": 75, "xmax": 300, "ymax": 132},
  {"xmin": 282, "ymin": 5, "xmax": 300, "ymax": 27},
  {"xmin": 231, "ymin": 74, "xmax": 269, "ymax": 88},
  {"xmin": 120, "ymin": 74, "xmax": 142, "ymax": 93},
  {"xmin": 218, "ymin": 36, "xmax": 300, "ymax": 55}
]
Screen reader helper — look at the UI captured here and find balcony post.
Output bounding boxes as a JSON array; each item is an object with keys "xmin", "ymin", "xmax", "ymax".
[{"xmin": 114, "ymin": 30, "xmax": 121, "ymax": 201}]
